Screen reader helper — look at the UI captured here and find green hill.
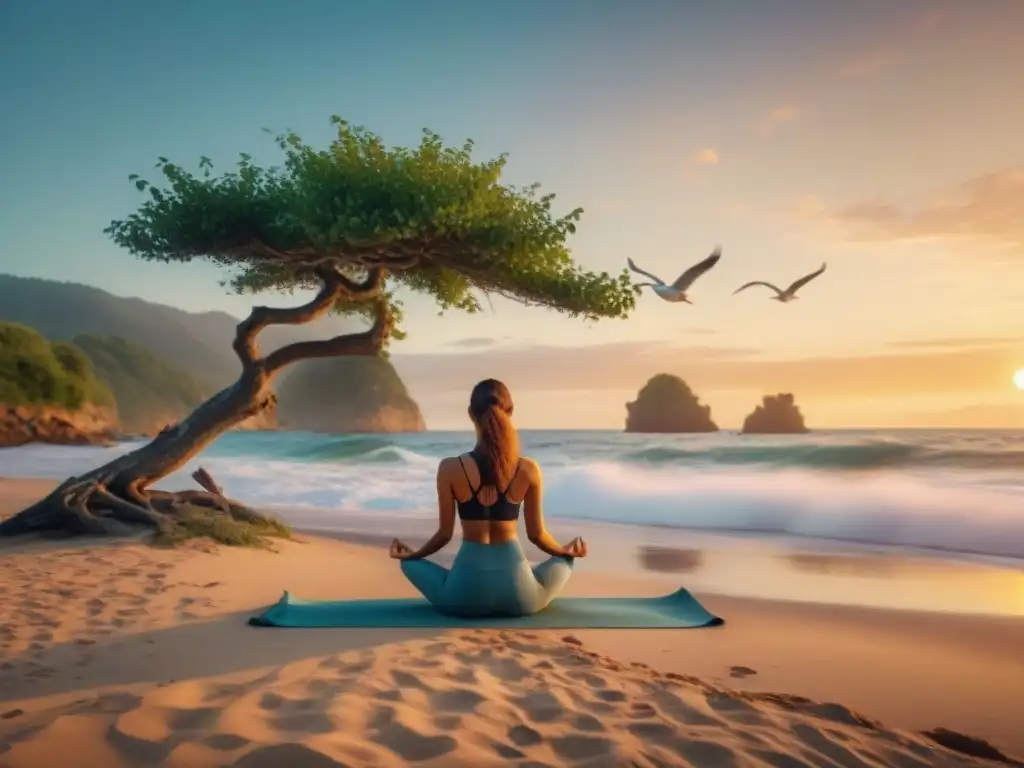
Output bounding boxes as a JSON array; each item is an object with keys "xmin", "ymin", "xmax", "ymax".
[
  {"xmin": 0, "ymin": 274, "xmax": 426, "ymax": 434},
  {"xmin": 71, "ymin": 334, "xmax": 216, "ymax": 434},
  {"xmin": 0, "ymin": 274, "xmax": 354, "ymax": 388},
  {"xmin": 0, "ymin": 322, "xmax": 113, "ymax": 409}
]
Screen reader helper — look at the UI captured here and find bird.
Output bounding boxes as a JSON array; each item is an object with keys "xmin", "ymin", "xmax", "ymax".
[
  {"xmin": 627, "ymin": 247, "xmax": 722, "ymax": 304},
  {"xmin": 732, "ymin": 263, "xmax": 827, "ymax": 303}
]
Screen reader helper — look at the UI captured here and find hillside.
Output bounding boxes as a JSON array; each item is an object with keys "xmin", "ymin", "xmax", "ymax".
[
  {"xmin": 277, "ymin": 355, "xmax": 426, "ymax": 433},
  {"xmin": 0, "ymin": 274, "xmax": 424, "ymax": 435},
  {"xmin": 71, "ymin": 334, "xmax": 216, "ymax": 435},
  {"xmin": 0, "ymin": 322, "xmax": 118, "ymax": 446},
  {"xmin": 0, "ymin": 274, "xmax": 354, "ymax": 388}
]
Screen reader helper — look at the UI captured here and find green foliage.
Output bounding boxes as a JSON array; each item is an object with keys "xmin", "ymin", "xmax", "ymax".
[
  {"xmin": 105, "ymin": 116, "xmax": 637, "ymax": 335},
  {"xmin": 72, "ymin": 334, "xmax": 215, "ymax": 433},
  {"xmin": 0, "ymin": 323, "xmax": 114, "ymax": 409},
  {"xmin": 152, "ymin": 504, "xmax": 292, "ymax": 548}
]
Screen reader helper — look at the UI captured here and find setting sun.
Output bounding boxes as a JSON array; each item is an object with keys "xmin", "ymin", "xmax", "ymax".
[{"xmin": 1014, "ymin": 369, "xmax": 1024, "ymax": 391}]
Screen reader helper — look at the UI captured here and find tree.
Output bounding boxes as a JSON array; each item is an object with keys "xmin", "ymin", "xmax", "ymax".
[{"xmin": 0, "ymin": 116, "xmax": 637, "ymax": 538}]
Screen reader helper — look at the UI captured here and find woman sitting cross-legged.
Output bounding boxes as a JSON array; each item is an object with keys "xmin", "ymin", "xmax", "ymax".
[{"xmin": 390, "ymin": 378, "xmax": 587, "ymax": 617}]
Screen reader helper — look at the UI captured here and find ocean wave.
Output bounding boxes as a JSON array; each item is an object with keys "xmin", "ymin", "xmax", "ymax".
[
  {"xmin": 228, "ymin": 434, "xmax": 1024, "ymax": 473},
  {"xmin": 4, "ymin": 439, "xmax": 1024, "ymax": 560}
]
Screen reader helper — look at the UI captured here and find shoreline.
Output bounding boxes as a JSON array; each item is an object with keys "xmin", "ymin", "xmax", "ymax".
[{"xmin": 1, "ymin": 477, "xmax": 1024, "ymax": 764}]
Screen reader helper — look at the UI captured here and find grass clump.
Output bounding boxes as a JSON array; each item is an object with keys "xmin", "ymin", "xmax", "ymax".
[{"xmin": 152, "ymin": 503, "xmax": 292, "ymax": 548}]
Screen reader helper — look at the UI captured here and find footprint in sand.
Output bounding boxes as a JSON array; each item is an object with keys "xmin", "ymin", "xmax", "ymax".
[
  {"xmin": 231, "ymin": 743, "xmax": 349, "ymax": 768},
  {"xmin": 730, "ymin": 665, "xmax": 758, "ymax": 679}
]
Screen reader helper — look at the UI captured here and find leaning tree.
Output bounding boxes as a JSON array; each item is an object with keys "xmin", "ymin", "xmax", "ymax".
[{"xmin": 0, "ymin": 116, "xmax": 637, "ymax": 538}]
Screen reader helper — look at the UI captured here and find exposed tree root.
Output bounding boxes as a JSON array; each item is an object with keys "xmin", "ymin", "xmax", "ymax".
[{"xmin": 0, "ymin": 467, "xmax": 290, "ymax": 547}]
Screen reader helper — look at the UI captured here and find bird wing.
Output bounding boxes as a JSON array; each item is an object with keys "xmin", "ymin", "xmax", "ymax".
[
  {"xmin": 786, "ymin": 262, "xmax": 827, "ymax": 294},
  {"xmin": 733, "ymin": 281, "xmax": 783, "ymax": 296},
  {"xmin": 671, "ymin": 247, "xmax": 722, "ymax": 290},
  {"xmin": 626, "ymin": 258, "xmax": 665, "ymax": 285}
]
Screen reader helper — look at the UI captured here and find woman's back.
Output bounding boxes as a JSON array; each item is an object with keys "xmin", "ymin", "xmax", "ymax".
[{"xmin": 445, "ymin": 453, "xmax": 535, "ymax": 545}]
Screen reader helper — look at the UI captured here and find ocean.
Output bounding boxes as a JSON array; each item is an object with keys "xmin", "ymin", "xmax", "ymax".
[{"xmin": 3, "ymin": 428, "xmax": 1023, "ymax": 560}]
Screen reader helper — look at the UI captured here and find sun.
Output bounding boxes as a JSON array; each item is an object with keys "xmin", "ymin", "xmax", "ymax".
[{"xmin": 1014, "ymin": 369, "xmax": 1024, "ymax": 391}]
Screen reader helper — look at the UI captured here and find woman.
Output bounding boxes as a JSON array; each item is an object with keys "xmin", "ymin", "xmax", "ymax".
[{"xmin": 390, "ymin": 378, "xmax": 588, "ymax": 617}]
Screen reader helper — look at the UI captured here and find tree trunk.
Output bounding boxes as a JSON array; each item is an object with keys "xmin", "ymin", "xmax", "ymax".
[{"xmin": 0, "ymin": 265, "xmax": 390, "ymax": 539}]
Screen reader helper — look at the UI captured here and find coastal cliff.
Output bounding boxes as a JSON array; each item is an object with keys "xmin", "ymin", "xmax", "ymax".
[
  {"xmin": 277, "ymin": 356, "xmax": 426, "ymax": 433},
  {"xmin": 742, "ymin": 393, "xmax": 809, "ymax": 434},
  {"xmin": 0, "ymin": 403, "xmax": 118, "ymax": 447},
  {"xmin": 0, "ymin": 322, "xmax": 119, "ymax": 446},
  {"xmin": 625, "ymin": 373, "xmax": 718, "ymax": 433}
]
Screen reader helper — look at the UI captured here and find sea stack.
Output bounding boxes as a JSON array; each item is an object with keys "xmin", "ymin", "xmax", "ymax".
[
  {"xmin": 741, "ymin": 393, "xmax": 809, "ymax": 434},
  {"xmin": 625, "ymin": 373, "xmax": 718, "ymax": 433},
  {"xmin": 276, "ymin": 355, "xmax": 426, "ymax": 433}
]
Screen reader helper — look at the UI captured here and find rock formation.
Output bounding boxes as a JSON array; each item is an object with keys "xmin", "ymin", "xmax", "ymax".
[
  {"xmin": 276, "ymin": 355, "xmax": 426, "ymax": 433},
  {"xmin": 625, "ymin": 373, "xmax": 718, "ymax": 433},
  {"xmin": 741, "ymin": 393, "xmax": 809, "ymax": 434},
  {"xmin": 0, "ymin": 322, "xmax": 120, "ymax": 446},
  {"xmin": 0, "ymin": 404, "xmax": 119, "ymax": 448}
]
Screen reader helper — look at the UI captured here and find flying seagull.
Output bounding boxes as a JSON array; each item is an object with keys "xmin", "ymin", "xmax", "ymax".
[
  {"xmin": 733, "ymin": 263, "xmax": 827, "ymax": 303},
  {"xmin": 627, "ymin": 247, "xmax": 722, "ymax": 304}
]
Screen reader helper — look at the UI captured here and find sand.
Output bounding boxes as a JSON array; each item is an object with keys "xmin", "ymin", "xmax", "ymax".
[{"xmin": 1, "ymin": 477, "xmax": 1022, "ymax": 767}]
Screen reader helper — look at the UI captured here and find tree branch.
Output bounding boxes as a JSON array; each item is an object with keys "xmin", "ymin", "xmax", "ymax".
[
  {"xmin": 263, "ymin": 297, "xmax": 393, "ymax": 373},
  {"xmin": 231, "ymin": 265, "xmax": 384, "ymax": 369},
  {"xmin": 245, "ymin": 239, "xmax": 422, "ymax": 270}
]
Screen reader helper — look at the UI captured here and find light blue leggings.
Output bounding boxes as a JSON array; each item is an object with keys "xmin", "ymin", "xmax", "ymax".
[{"xmin": 400, "ymin": 540, "xmax": 574, "ymax": 617}]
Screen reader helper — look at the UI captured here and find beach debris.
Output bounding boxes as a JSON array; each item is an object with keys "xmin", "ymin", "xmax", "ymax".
[
  {"xmin": 729, "ymin": 665, "xmax": 758, "ymax": 679},
  {"xmin": 1, "ymin": 708, "xmax": 24, "ymax": 720},
  {"xmin": 561, "ymin": 635, "xmax": 583, "ymax": 646},
  {"xmin": 921, "ymin": 728, "xmax": 1017, "ymax": 765}
]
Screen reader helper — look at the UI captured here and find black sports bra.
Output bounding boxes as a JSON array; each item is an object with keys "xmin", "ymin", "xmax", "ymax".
[{"xmin": 455, "ymin": 454, "xmax": 523, "ymax": 522}]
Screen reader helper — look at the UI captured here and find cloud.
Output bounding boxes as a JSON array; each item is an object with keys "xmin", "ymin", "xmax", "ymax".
[
  {"xmin": 888, "ymin": 335, "xmax": 1023, "ymax": 350},
  {"xmin": 692, "ymin": 148, "xmax": 720, "ymax": 166},
  {"xmin": 825, "ymin": 167, "xmax": 1024, "ymax": 255},
  {"xmin": 839, "ymin": 51, "xmax": 900, "ymax": 78},
  {"xmin": 758, "ymin": 105, "xmax": 799, "ymax": 132},
  {"xmin": 392, "ymin": 339, "xmax": 1022, "ymax": 401},
  {"xmin": 446, "ymin": 336, "xmax": 500, "ymax": 349},
  {"xmin": 393, "ymin": 341, "xmax": 760, "ymax": 395}
]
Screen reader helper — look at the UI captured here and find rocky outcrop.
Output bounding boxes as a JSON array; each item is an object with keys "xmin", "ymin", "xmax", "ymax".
[
  {"xmin": 741, "ymin": 393, "xmax": 809, "ymax": 434},
  {"xmin": 625, "ymin": 374, "xmax": 718, "ymax": 433},
  {"xmin": 0, "ymin": 404, "xmax": 119, "ymax": 448},
  {"xmin": 276, "ymin": 356, "xmax": 426, "ymax": 433}
]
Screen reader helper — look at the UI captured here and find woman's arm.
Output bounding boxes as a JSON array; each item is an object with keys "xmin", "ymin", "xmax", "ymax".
[
  {"xmin": 400, "ymin": 459, "xmax": 457, "ymax": 560},
  {"xmin": 522, "ymin": 461, "xmax": 571, "ymax": 558}
]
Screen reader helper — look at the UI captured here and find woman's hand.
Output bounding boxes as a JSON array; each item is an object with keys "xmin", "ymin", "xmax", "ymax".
[
  {"xmin": 389, "ymin": 538, "xmax": 415, "ymax": 560},
  {"xmin": 565, "ymin": 536, "xmax": 588, "ymax": 558}
]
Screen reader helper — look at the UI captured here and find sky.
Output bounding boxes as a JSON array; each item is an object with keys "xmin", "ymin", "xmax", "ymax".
[{"xmin": 2, "ymin": 0, "xmax": 1024, "ymax": 429}]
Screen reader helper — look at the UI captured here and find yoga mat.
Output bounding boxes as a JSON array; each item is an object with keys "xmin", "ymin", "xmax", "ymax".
[{"xmin": 248, "ymin": 588, "xmax": 724, "ymax": 629}]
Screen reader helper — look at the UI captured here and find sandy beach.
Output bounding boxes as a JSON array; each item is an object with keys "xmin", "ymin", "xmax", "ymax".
[{"xmin": 1, "ymin": 478, "xmax": 1022, "ymax": 767}]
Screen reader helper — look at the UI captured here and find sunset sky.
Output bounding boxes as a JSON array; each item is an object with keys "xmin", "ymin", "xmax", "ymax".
[{"xmin": 1, "ymin": 0, "xmax": 1023, "ymax": 429}]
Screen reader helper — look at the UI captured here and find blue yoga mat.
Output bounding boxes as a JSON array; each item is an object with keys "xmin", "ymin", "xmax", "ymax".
[{"xmin": 248, "ymin": 588, "xmax": 724, "ymax": 629}]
